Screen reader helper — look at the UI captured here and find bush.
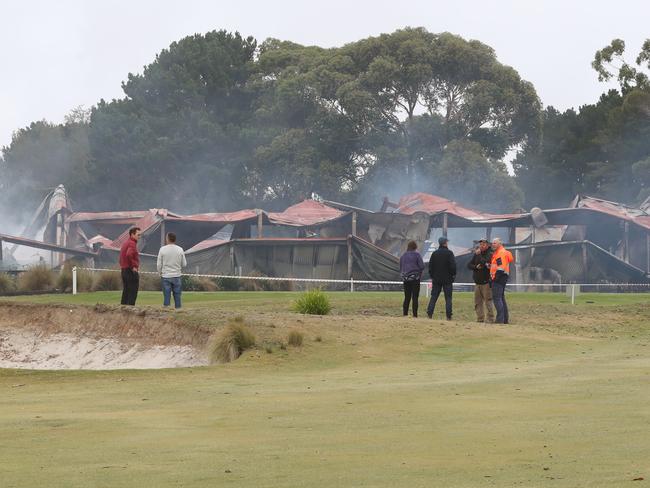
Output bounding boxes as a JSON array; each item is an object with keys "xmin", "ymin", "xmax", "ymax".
[
  {"xmin": 248, "ymin": 270, "xmax": 294, "ymax": 291},
  {"xmin": 209, "ymin": 320, "xmax": 256, "ymax": 363},
  {"xmin": 216, "ymin": 277, "xmax": 243, "ymax": 291},
  {"xmin": 293, "ymin": 289, "xmax": 332, "ymax": 315},
  {"xmin": 93, "ymin": 270, "xmax": 122, "ymax": 291},
  {"xmin": 0, "ymin": 273, "xmax": 16, "ymax": 294},
  {"xmin": 182, "ymin": 275, "xmax": 218, "ymax": 292},
  {"xmin": 287, "ymin": 330, "xmax": 304, "ymax": 347},
  {"xmin": 139, "ymin": 273, "xmax": 162, "ymax": 291},
  {"xmin": 18, "ymin": 265, "xmax": 55, "ymax": 292},
  {"xmin": 215, "ymin": 272, "xmax": 294, "ymax": 291},
  {"xmin": 57, "ymin": 264, "xmax": 93, "ymax": 292}
]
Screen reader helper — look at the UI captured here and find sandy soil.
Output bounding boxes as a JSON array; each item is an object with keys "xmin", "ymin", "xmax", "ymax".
[
  {"xmin": 0, "ymin": 327, "xmax": 206, "ymax": 369},
  {"xmin": 0, "ymin": 302, "xmax": 211, "ymax": 370}
]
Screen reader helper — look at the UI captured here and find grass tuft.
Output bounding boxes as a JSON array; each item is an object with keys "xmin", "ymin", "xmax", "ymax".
[
  {"xmin": 209, "ymin": 321, "xmax": 256, "ymax": 363},
  {"xmin": 57, "ymin": 263, "xmax": 93, "ymax": 292},
  {"xmin": 18, "ymin": 265, "xmax": 54, "ymax": 292},
  {"xmin": 92, "ymin": 270, "xmax": 122, "ymax": 291},
  {"xmin": 293, "ymin": 289, "xmax": 332, "ymax": 315},
  {"xmin": 0, "ymin": 273, "xmax": 16, "ymax": 294},
  {"xmin": 287, "ymin": 329, "xmax": 304, "ymax": 347}
]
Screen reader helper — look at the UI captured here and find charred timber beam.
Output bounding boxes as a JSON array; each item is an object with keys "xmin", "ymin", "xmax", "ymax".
[
  {"xmin": 644, "ymin": 231, "xmax": 650, "ymax": 273},
  {"xmin": 347, "ymin": 236, "xmax": 353, "ymax": 280},
  {"xmin": 257, "ymin": 210, "xmax": 264, "ymax": 238},
  {"xmin": 160, "ymin": 220, "xmax": 166, "ymax": 248},
  {"xmin": 582, "ymin": 242, "xmax": 588, "ymax": 283},
  {"xmin": 623, "ymin": 222, "xmax": 630, "ymax": 263}
]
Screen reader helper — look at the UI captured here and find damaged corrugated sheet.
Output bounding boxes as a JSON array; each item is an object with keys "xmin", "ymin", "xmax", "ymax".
[
  {"xmin": 183, "ymin": 237, "xmax": 400, "ymax": 283},
  {"xmin": 267, "ymin": 200, "xmax": 348, "ymax": 227}
]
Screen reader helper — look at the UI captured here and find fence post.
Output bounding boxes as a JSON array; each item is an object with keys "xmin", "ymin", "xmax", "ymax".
[
  {"xmin": 72, "ymin": 266, "xmax": 77, "ymax": 295},
  {"xmin": 570, "ymin": 284, "xmax": 576, "ymax": 305},
  {"xmin": 350, "ymin": 277, "xmax": 354, "ymax": 293}
]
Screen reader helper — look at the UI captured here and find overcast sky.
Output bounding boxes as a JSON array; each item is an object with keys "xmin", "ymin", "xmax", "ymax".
[{"xmin": 1, "ymin": 0, "xmax": 647, "ymax": 148}]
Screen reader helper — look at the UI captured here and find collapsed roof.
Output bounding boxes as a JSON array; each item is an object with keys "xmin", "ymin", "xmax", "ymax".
[{"xmin": 2, "ymin": 187, "xmax": 649, "ymax": 283}]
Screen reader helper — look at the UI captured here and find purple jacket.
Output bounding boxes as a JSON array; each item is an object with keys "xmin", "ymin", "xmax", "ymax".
[{"xmin": 399, "ymin": 250, "xmax": 425, "ymax": 279}]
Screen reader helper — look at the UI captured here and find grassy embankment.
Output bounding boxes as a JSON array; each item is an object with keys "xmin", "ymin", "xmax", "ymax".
[{"xmin": 1, "ymin": 291, "xmax": 649, "ymax": 487}]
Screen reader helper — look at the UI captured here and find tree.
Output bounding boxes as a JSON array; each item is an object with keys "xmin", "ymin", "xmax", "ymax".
[
  {"xmin": 592, "ymin": 38, "xmax": 650, "ymax": 91},
  {"xmin": 437, "ymin": 140, "xmax": 522, "ymax": 212},
  {"xmin": 84, "ymin": 30, "xmax": 259, "ymax": 211},
  {"xmin": 515, "ymin": 38, "xmax": 650, "ymax": 208}
]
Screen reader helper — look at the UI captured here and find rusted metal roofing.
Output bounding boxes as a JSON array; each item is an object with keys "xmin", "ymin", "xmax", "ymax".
[
  {"xmin": 267, "ymin": 200, "xmax": 347, "ymax": 226},
  {"xmin": 168, "ymin": 210, "xmax": 259, "ymax": 223},
  {"xmin": 110, "ymin": 209, "xmax": 170, "ymax": 248},
  {"xmin": 87, "ymin": 234, "xmax": 114, "ymax": 248},
  {"xmin": 185, "ymin": 239, "xmax": 228, "ymax": 253},
  {"xmin": 67, "ymin": 211, "xmax": 148, "ymax": 223},
  {"xmin": 573, "ymin": 196, "xmax": 650, "ymax": 230}
]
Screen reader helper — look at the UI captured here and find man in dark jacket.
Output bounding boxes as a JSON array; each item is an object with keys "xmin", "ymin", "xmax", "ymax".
[
  {"xmin": 467, "ymin": 238, "xmax": 495, "ymax": 323},
  {"xmin": 426, "ymin": 236, "xmax": 457, "ymax": 320},
  {"xmin": 119, "ymin": 227, "xmax": 141, "ymax": 305}
]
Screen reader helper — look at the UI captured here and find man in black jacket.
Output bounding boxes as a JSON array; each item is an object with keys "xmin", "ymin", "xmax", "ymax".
[
  {"xmin": 426, "ymin": 236, "xmax": 457, "ymax": 320},
  {"xmin": 467, "ymin": 238, "xmax": 495, "ymax": 323}
]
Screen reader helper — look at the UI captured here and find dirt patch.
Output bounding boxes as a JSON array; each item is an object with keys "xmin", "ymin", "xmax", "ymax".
[{"xmin": 0, "ymin": 302, "xmax": 213, "ymax": 370}]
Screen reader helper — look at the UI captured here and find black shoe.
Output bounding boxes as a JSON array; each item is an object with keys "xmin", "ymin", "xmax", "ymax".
[
  {"xmin": 446, "ymin": 316, "xmax": 452, "ymax": 321},
  {"xmin": 427, "ymin": 313, "xmax": 432, "ymax": 319}
]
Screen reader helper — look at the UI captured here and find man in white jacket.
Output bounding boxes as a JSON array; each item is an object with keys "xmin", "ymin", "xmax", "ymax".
[{"xmin": 157, "ymin": 232, "xmax": 187, "ymax": 309}]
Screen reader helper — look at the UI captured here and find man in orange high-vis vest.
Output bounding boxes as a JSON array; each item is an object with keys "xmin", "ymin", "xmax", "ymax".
[{"xmin": 490, "ymin": 238, "xmax": 514, "ymax": 324}]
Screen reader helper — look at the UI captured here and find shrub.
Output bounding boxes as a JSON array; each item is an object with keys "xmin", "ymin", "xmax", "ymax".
[
  {"xmin": 209, "ymin": 321, "xmax": 256, "ymax": 363},
  {"xmin": 287, "ymin": 330, "xmax": 304, "ymax": 347},
  {"xmin": 216, "ymin": 277, "xmax": 244, "ymax": 291},
  {"xmin": 182, "ymin": 275, "xmax": 218, "ymax": 292},
  {"xmin": 57, "ymin": 264, "xmax": 93, "ymax": 292},
  {"xmin": 93, "ymin": 270, "xmax": 122, "ymax": 291},
  {"xmin": 0, "ymin": 273, "xmax": 16, "ymax": 294},
  {"xmin": 249, "ymin": 270, "xmax": 294, "ymax": 291},
  {"xmin": 293, "ymin": 289, "xmax": 331, "ymax": 315},
  {"xmin": 17, "ymin": 265, "xmax": 55, "ymax": 292},
  {"xmin": 139, "ymin": 273, "xmax": 162, "ymax": 291}
]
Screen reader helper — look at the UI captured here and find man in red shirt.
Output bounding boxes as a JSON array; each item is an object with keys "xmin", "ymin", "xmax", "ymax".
[{"xmin": 119, "ymin": 227, "xmax": 141, "ymax": 305}]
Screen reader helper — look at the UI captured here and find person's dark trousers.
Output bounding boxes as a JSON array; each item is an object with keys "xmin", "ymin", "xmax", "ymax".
[
  {"xmin": 403, "ymin": 280, "xmax": 421, "ymax": 317},
  {"xmin": 427, "ymin": 282, "xmax": 453, "ymax": 319},
  {"xmin": 120, "ymin": 268, "xmax": 139, "ymax": 306},
  {"xmin": 492, "ymin": 278, "xmax": 509, "ymax": 324},
  {"xmin": 162, "ymin": 277, "xmax": 182, "ymax": 309}
]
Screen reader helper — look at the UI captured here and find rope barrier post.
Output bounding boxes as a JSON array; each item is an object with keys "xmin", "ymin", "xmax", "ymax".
[
  {"xmin": 72, "ymin": 266, "xmax": 77, "ymax": 295},
  {"xmin": 570, "ymin": 284, "xmax": 574, "ymax": 305}
]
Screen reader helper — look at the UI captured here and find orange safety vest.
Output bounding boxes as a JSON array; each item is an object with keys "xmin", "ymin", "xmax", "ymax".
[{"xmin": 490, "ymin": 247, "xmax": 514, "ymax": 279}]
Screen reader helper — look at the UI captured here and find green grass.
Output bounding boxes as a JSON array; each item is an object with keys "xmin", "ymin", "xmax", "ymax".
[
  {"xmin": 4, "ymin": 289, "xmax": 648, "ymax": 310},
  {"xmin": 0, "ymin": 291, "xmax": 649, "ymax": 487}
]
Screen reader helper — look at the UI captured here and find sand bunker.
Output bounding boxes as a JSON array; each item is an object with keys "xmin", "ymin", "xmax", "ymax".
[
  {"xmin": 0, "ymin": 328, "xmax": 206, "ymax": 370},
  {"xmin": 0, "ymin": 303, "xmax": 211, "ymax": 370}
]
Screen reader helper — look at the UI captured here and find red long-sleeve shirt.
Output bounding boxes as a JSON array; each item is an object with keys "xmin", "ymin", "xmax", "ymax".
[{"xmin": 119, "ymin": 237, "xmax": 140, "ymax": 270}]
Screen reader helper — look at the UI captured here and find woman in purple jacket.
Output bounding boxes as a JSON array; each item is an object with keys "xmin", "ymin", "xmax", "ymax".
[{"xmin": 399, "ymin": 240, "xmax": 425, "ymax": 317}]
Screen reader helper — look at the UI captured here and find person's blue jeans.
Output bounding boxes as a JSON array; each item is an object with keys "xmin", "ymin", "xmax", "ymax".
[
  {"xmin": 492, "ymin": 279, "xmax": 509, "ymax": 324},
  {"xmin": 427, "ymin": 282, "xmax": 453, "ymax": 319},
  {"xmin": 162, "ymin": 277, "xmax": 182, "ymax": 309}
]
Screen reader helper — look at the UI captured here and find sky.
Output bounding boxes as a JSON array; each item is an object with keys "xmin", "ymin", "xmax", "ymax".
[{"xmin": 1, "ymin": 0, "xmax": 648, "ymax": 148}]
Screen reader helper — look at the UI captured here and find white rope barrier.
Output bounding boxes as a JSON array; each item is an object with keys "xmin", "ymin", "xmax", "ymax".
[{"xmin": 71, "ymin": 266, "xmax": 650, "ymax": 296}]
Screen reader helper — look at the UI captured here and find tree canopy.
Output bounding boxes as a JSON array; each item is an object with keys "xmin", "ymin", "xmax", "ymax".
[
  {"xmin": 515, "ymin": 38, "xmax": 650, "ymax": 208},
  {"xmin": 2, "ymin": 27, "xmax": 543, "ymax": 222}
]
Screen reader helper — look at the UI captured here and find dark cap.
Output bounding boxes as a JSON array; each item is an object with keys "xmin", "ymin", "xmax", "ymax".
[{"xmin": 438, "ymin": 236, "xmax": 449, "ymax": 246}]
